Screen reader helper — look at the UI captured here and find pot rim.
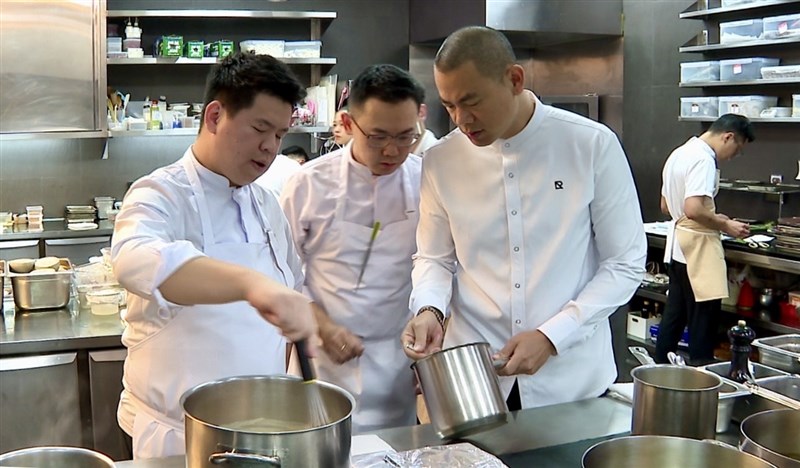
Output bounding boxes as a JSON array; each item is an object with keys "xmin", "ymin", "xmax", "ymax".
[
  {"xmin": 410, "ymin": 341, "xmax": 491, "ymax": 369},
  {"xmin": 0, "ymin": 446, "xmax": 116, "ymax": 466},
  {"xmin": 740, "ymin": 408, "xmax": 800, "ymax": 462},
  {"xmin": 180, "ymin": 374, "xmax": 356, "ymax": 434},
  {"xmin": 631, "ymin": 364, "xmax": 723, "ymax": 392}
]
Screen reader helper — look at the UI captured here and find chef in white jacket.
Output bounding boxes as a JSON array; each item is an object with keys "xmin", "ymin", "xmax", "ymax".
[
  {"xmin": 281, "ymin": 64, "xmax": 425, "ymax": 433},
  {"xmin": 402, "ymin": 27, "xmax": 647, "ymax": 410},
  {"xmin": 111, "ymin": 53, "xmax": 316, "ymax": 460}
]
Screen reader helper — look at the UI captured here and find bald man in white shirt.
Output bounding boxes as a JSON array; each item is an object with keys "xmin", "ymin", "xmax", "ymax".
[{"xmin": 402, "ymin": 26, "xmax": 647, "ymax": 411}]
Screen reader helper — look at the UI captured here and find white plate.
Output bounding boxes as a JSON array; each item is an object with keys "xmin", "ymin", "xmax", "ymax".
[{"xmin": 68, "ymin": 222, "xmax": 98, "ymax": 231}]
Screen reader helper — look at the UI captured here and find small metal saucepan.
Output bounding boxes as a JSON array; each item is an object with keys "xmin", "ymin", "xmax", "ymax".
[
  {"xmin": 412, "ymin": 342, "xmax": 509, "ymax": 439},
  {"xmin": 740, "ymin": 409, "xmax": 800, "ymax": 468}
]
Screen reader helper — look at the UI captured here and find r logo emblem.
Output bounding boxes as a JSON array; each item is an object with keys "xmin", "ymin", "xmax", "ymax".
[{"xmin": 554, "ymin": 180, "xmax": 564, "ymax": 190}]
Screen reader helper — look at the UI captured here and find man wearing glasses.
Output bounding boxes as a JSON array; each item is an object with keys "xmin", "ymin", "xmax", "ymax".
[
  {"xmin": 656, "ymin": 113, "xmax": 754, "ymax": 365},
  {"xmin": 280, "ymin": 64, "xmax": 425, "ymax": 432}
]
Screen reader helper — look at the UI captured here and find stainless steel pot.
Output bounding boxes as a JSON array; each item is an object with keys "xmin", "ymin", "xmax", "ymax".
[
  {"xmin": 181, "ymin": 375, "xmax": 355, "ymax": 468},
  {"xmin": 740, "ymin": 409, "xmax": 800, "ymax": 468},
  {"xmin": 582, "ymin": 436, "xmax": 776, "ymax": 468},
  {"xmin": 631, "ymin": 365, "xmax": 722, "ymax": 440},
  {"xmin": 412, "ymin": 342, "xmax": 508, "ymax": 439},
  {"xmin": 0, "ymin": 446, "xmax": 115, "ymax": 467}
]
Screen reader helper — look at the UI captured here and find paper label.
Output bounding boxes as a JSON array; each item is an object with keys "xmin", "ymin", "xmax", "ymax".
[{"xmin": 733, "ymin": 64, "xmax": 743, "ymax": 74}]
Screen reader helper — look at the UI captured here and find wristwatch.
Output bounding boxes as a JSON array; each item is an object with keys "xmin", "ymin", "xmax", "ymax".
[{"xmin": 417, "ymin": 306, "xmax": 445, "ymax": 330}]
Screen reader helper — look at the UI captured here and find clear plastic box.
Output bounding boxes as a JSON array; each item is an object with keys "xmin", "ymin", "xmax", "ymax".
[
  {"xmin": 680, "ymin": 61, "xmax": 720, "ymax": 83},
  {"xmin": 721, "ymin": 0, "xmax": 759, "ymax": 7},
  {"xmin": 681, "ymin": 97, "xmax": 719, "ymax": 118},
  {"xmin": 793, "ymin": 94, "xmax": 800, "ymax": 118},
  {"xmin": 283, "ymin": 41, "xmax": 322, "ymax": 58},
  {"xmin": 760, "ymin": 65, "xmax": 800, "ymax": 80},
  {"xmin": 720, "ymin": 19, "xmax": 763, "ymax": 44},
  {"xmin": 239, "ymin": 40, "xmax": 285, "ymax": 57},
  {"xmin": 762, "ymin": 13, "xmax": 800, "ymax": 40},
  {"xmin": 718, "ymin": 95, "xmax": 778, "ymax": 117},
  {"xmin": 720, "ymin": 57, "xmax": 780, "ymax": 81}
]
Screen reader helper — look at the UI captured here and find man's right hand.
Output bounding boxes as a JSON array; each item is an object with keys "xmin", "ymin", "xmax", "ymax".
[
  {"xmin": 723, "ymin": 219, "xmax": 750, "ymax": 238},
  {"xmin": 401, "ymin": 309, "xmax": 444, "ymax": 360},
  {"xmin": 317, "ymin": 318, "xmax": 364, "ymax": 364}
]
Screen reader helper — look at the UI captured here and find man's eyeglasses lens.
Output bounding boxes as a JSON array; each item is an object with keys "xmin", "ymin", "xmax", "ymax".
[{"xmin": 351, "ymin": 118, "xmax": 420, "ymax": 148}]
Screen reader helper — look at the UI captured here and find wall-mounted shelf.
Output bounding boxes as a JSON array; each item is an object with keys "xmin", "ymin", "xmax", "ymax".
[
  {"xmin": 107, "ymin": 10, "xmax": 337, "ymax": 19},
  {"xmin": 108, "ymin": 57, "xmax": 337, "ymax": 66},
  {"xmin": 679, "ymin": 116, "xmax": 800, "ymax": 122},
  {"xmin": 109, "ymin": 126, "xmax": 331, "ymax": 138},
  {"xmin": 679, "ymin": 78, "xmax": 800, "ymax": 86},
  {"xmin": 680, "ymin": 36, "xmax": 800, "ymax": 53},
  {"xmin": 681, "ymin": 0, "xmax": 800, "ymax": 19},
  {"xmin": 719, "ymin": 185, "xmax": 800, "ymax": 195}
]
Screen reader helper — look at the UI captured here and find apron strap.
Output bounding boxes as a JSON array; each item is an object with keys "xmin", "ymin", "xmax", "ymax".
[{"xmin": 181, "ymin": 152, "xmax": 216, "ymax": 251}]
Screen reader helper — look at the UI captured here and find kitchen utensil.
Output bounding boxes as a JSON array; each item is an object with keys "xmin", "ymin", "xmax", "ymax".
[
  {"xmin": 181, "ymin": 375, "xmax": 354, "ymax": 468},
  {"xmin": 0, "ymin": 446, "xmax": 115, "ymax": 468},
  {"xmin": 629, "ymin": 346, "xmax": 656, "ymax": 365},
  {"xmin": 582, "ymin": 436, "xmax": 776, "ymax": 468},
  {"xmin": 412, "ymin": 342, "xmax": 508, "ymax": 439},
  {"xmin": 631, "ymin": 365, "xmax": 722, "ymax": 439},
  {"xmin": 355, "ymin": 221, "xmax": 380, "ymax": 290},
  {"xmin": 296, "ymin": 338, "xmax": 329, "ymax": 427},
  {"xmin": 740, "ymin": 409, "xmax": 800, "ymax": 468},
  {"xmin": 667, "ymin": 351, "xmax": 686, "ymax": 366},
  {"xmin": 752, "ymin": 334, "xmax": 800, "ymax": 373}
]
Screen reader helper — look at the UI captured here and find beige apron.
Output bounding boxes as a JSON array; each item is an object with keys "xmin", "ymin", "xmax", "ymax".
[{"xmin": 674, "ymin": 199, "xmax": 728, "ymax": 302}]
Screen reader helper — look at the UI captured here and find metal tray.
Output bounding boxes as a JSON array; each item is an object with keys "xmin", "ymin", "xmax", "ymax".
[
  {"xmin": 702, "ymin": 361, "xmax": 788, "ymax": 381},
  {"xmin": 753, "ymin": 334, "xmax": 800, "ymax": 374},
  {"xmin": 8, "ymin": 258, "xmax": 73, "ymax": 311},
  {"xmin": 756, "ymin": 375, "xmax": 800, "ymax": 401}
]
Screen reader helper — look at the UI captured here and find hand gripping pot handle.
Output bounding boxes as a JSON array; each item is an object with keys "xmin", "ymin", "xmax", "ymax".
[{"xmin": 209, "ymin": 452, "xmax": 280, "ymax": 465}]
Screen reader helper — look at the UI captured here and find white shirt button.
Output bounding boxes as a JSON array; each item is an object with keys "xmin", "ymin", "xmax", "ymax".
[
  {"xmin": 504, "ymin": 143, "xmax": 510, "ymax": 148},
  {"xmin": 508, "ymin": 173, "xmax": 514, "ymax": 178},
  {"xmin": 515, "ymin": 319, "xmax": 522, "ymax": 325},
  {"xmin": 515, "ymin": 283, "xmax": 521, "ymax": 288},
  {"xmin": 514, "ymin": 246, "xmax": 520, "ymax": 252},
  {"xmin": 511, "ymin": 210, "xmax": 517, "ymax": 215}
]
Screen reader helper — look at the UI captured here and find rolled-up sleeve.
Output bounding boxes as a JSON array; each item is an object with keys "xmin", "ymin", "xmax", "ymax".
[{"xmin": 111, "ymin": 179, "xmax": 205, "ymax": 317}]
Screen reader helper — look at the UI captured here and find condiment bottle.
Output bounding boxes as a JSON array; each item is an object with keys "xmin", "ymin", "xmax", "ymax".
[{"xmin": 728, "ymin": 320, "xmax": 756, "ymax": 383}]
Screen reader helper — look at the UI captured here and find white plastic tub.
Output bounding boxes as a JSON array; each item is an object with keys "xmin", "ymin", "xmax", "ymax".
[
  {"xmin": 240, "ymin": 40, "xmax": 285, "ymax": 57},
  {"xmin": 681, "ymin": 97, "xmax": 719, "ymax": 118},
  {"xmin": 720, "ymin": 57, "xmax": 779, "ymax": 81},
  {"xmin": 761, "ymin": 65, "xmax": 800, "ymax": 80},
  {"xmin": 720, "ymin": 19, "xmax": 763, "ymax": 44},
  {"xmin": 718, "ymin": 95, "xmax": 778, "ymax": 118},
  {"xmin": 793, "ymin": 94, "xmax": 800, "ymax": 117},
  {"xmin": 681, "ymin": 61, "xmax": 720, "ymax": 83},
  {"xmin": 283, "ymin": 41, "xmax": 322, "ymax": 58},
  {"xmin": 762, "ymin": 13, "xmax": 800, "ymax": 40}
]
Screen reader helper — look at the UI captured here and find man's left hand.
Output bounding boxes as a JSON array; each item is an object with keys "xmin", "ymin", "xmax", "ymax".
[{"xmin": 493, "ymin": 330, "xmax": 556, "ymax": 376}]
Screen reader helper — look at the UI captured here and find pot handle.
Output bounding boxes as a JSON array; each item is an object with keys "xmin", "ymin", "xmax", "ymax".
[{"xmin": 209, "ymin": 452, "xmax": 281, "ymax": 466}]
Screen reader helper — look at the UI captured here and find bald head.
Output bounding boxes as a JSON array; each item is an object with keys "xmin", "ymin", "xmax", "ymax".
[{"xmin": 435, "ymin": 26, "xmax": 516, "ymax": 81}]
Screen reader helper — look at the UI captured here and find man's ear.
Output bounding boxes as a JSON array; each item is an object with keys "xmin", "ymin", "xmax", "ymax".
[
  {"xmin": 418, "ymin": 103, "xmax": 428, "ymax": 122},
  {"xmin": 203, "ymin": 101, "xmax": 223, "ymax": 133},
  {"xmin": 341, "ymin": 110, "xmax": 354, "ymax": 133},
  {"xmin": 507, "ymin": 64, "xmax": 526, "ymax": 95}
]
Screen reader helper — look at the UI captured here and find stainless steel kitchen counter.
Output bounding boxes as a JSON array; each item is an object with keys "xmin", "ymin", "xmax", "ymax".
[
  {"xmin": 114, "ymin": 397, "xmax": 636, "ymax": 467},
  {"xmin": 0, "ymin": 220, "xmax": 114, "ymax": 241},
  {"xmin": 0, "ymin": 299, "xmax": 123, "ymax": 355}
]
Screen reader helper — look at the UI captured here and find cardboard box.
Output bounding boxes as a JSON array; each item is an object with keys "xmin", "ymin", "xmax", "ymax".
[{"xmin": 627, "ymin": 312, "xmax": 661, "ymax": 341}]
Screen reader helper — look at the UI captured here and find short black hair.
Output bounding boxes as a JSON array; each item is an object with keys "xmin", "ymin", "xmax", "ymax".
[
  {"xmin": 281, "ymin": 145, "xmax": 308, "ymax": 158},
  {"xmin": 435, "ymin": 26, "xmax": 516, "ymax": 81},
  {"xmin": 709, "ymin": 114, "xmax": 755, "ymax": 143},
  {"xmin": 348, "ymin": 64, "xmax": 425, "ymax": 115},
  {"xmin": 202, "ymin": 52, "xmax": 306, "ymax": 122}
]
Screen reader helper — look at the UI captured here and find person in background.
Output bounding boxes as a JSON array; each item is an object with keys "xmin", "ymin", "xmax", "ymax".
[
  {"xmin": 327, "ymin": 108, "xmax": 353, "ymax": 151},
  {"xmin": 410, "ymin": 103, "xmax": 439, "ymax": 156},
  {"xmin": 656, "ymin": 114, "xmax": 753, "ymax": 365},
  {"xmin": 281, "ymin": 64, "xmax": 425, "ymax": 433},
  {"xmin": 111, "ymin": 53, "xmax": 316, "ymax": 459},
  {"xmin": 401, "ymin": 26, "xmax": 647, "ymax": 411},
  {"xmin": 283, "ymin": 145, "xmax": 309, "ymax": 165}
]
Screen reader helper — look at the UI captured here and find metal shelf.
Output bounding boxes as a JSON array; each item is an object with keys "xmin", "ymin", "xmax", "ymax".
[
  {"xmin": 679, "ymin": 78, "xmax": 800, "ymax": 87},
  {"xmin": 720, "ymin": 305, "xmax": 800, "ymax": 334},
  {"xmin": 679, "ymin": 116, "xmax": 800, "ymax": 123},
  {"xmin": 107, "ymin": 10, "xmax": 336, "ymax": 19},
  {"xmin": 680, "ymin": 0, "xmax": 800, "ymax": 19},
  {"xmin": 635, "ymin": 287, "xmax": 668, "ymax": 302},
  {"xmin": 718, "ymin": 185, "xmax": 800, "ymax": 195},
  {"xmin": 109, "ymin": 126, "xmax": 331, "ymax": 138},
  {"xmin": 680, "ymin": 36, "xmax": 800, "ymax": 53},
  {"xmin": 108, "ymin": 57, "xmax": 337, "ymax": 66}
]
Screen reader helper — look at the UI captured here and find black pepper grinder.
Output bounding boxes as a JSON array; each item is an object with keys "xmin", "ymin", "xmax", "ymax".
[{"xmin": 728, "ymin": 320, "xmax": 756, "ymax": 384}]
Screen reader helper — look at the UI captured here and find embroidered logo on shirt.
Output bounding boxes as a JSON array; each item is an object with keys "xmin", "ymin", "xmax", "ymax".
[{"xmin": 554, "ymin": 180, "xmax": 564, "ymax": 190}]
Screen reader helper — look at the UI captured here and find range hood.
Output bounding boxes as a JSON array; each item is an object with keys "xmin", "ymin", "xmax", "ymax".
[{"xmin": 410, "ymin": 0, "xmax": 622, "ymax": 48}]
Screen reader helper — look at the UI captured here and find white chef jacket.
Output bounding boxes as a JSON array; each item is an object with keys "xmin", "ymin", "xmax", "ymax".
[
  {"xmin": 112, "ymin": 147, "xmax": 303, "ymax": 434},
  {"xmin": 254, "ymin": 154, "xmax": 303, "ymax": 200},
  {"xmin": 414, "ymin": 129, "xmax": 440, "ymax": 157},
  {"xmin": 411, "ymin": 91, "xmax": 647, "ymax": 409},
  {"xmin": 661, "ymin": 137, "xmax": 719, "ymax": 264}
]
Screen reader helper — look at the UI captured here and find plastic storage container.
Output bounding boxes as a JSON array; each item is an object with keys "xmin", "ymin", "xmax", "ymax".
[
  {"xmin": 761, "ymin": 65, "xmax": 800, "ymax": 80},
  {"xmin": 762, "ymin": 13, "xmax": 800, "ymax": 40},
  {"xmin": 240, "ymin": 40, "xmax": 285, "ymax": 57},
  {"xmin": 721, "ymin": 0, "xmax": 764, "ymax": 6},
  {"xmin": 681, "ymin": 61, "xmax": 720, "ymax": 83},
  {"xmin": 718, "ymin": 95, "xmax": 778, "ymax": 117},
  {"xmin": 85, "ymin": 287, "xmax": 125, "ymax": 316},
  {"xmin": 720, "ymin": 19, "xmax": 763, "ymax": 44},
  {"xmin": 793, "ymin": 94, "xmax": 800, "ymax": 117},
  {"xmin": 720, "ymin": 57, "xmax": 779, "ymax": 81},
  {"xmin": 681, "ymin": 97, "xmax": 719, "ymax": 118},
  {"xmin": 283, "ymin": 41, "xmax": 322, "ymax": 58}
]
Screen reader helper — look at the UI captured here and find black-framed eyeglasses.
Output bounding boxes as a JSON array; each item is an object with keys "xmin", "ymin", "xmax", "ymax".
[{"xmin": 349, "ymin": 117, "xmax": 421, "ymax": 149}]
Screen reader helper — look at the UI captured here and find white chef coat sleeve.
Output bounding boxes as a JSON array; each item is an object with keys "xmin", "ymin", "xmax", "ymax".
[
  {"xmin": 111, "ymin": 178, "xmax": 205, "ymax": 317},
  {"xmin": 684, "ymin": 157, "xmax": 716, "ymax": 199},
  {"xmin": 410, "ymin": 158, "xmax": 456, "ymax": 316},
  {"xmin": 538, "ymin": 133, "xmax": 647, "ymax": 353},
  {"xmin": 279, "ymin": 170, "xmax": 312, "ymax": 295}
]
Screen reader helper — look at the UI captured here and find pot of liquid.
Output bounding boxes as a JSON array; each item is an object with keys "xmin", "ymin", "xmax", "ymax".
[{"xmin": 181, "ymin": 375, "xmax": 355, "ymax": 468}]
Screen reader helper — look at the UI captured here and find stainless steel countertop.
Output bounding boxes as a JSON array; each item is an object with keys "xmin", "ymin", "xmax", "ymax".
[
  {"xmin": 0, "ymin": 299, "xmax": 124, "ymax": 355},
  {"xmin": 0, "ymin": 220, "xmax": 114, "ymax": 241},
  {"xmin": 114, "ymin": 397, "xmax": 634, "ymax": 467}
]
